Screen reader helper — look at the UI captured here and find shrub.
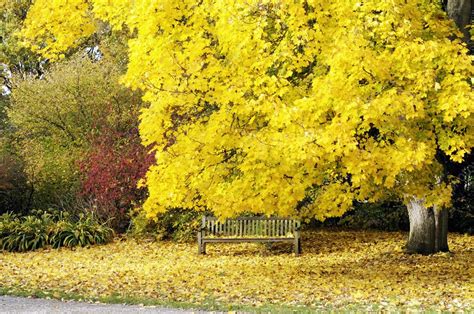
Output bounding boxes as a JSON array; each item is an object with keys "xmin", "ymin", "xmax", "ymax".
[
  {"xmin": 128, "ymin": 209, "xmax": 201, "ymax": 242},
  {"xmin": 0, "ymin": 213, "xmax": 20, "ymax": 249},
  {"xmin": 79, "ymin": 127, "xmax": 154, "ymax": 233},
  {"xmin": 0, "ymin": 210, "xmax": 114, "ymax": 252},
  {"xmin": 8, "ymin": 55, "xmax": 143, "ymax": 210},
  {"xmin": 0, "ymin": 136, "xmax": 31, "ymax": 215},
  {"xmin": 9, "ymin": 53, "xmax": 150, "ymax": 230},
  {"xmin": 0, "ymin": 212, "xmax": 50, "ymax": 252},
  {"xmin": 49, "ymin": 213, "xmax": 114, "ymax": 248}
]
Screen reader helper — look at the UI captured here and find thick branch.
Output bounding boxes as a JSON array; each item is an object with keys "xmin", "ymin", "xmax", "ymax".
[{"xmin": 446, "ymin": 0, "xmax": 472, "ymax": 44}]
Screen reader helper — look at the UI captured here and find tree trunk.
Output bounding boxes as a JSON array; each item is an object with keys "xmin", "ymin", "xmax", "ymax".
[
  {"xmin": 446, "ymin": 0, "xmax": 472, "ymax": 44},
  {"xmin": 434, "ymin": 207, "xmax": 449, "ymax": 252},
  {"xmin": 405, "ymin": 197, "xmax": 449, "ymax": 254}
]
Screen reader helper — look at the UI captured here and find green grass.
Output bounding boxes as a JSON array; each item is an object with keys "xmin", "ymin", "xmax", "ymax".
[{"xmin": 0, "ymin": 286, "xmax": 457, "ymax": 313}]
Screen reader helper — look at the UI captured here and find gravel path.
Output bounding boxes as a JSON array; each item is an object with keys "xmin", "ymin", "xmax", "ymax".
[{"xmin": 0, "ymin": 296, "xmax": 217, "ymax": 314}]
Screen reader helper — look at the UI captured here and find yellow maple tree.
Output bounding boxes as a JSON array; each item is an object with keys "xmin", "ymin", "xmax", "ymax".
[{"xmin": 20, "ymin": 1, "xmax": 473, "ymax": 231}]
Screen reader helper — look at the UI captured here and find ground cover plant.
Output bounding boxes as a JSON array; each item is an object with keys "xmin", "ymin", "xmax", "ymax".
[
  {"xmin": 0, "ymin": 230, "xmax": 472, "ymax": 312},
  {"xmin": 0, "ymin": 211, "xmax": 113, "ymax": 252}
]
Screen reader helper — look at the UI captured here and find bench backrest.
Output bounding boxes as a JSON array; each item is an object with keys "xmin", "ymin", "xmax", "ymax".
[{"xmin": 201, "ymin": 216, "xmax": 301, "ymax": 238}]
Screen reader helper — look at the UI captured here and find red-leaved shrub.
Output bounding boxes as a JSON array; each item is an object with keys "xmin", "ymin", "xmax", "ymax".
[{"xmin": 79, "ymin": 126, "xmax": 154, "ymax": 232}]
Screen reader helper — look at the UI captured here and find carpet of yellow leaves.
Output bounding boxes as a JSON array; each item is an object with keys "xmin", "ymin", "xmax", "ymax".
[{"xmin": 0, "ymin": 230, "xmax": 472, "ymax": 311}]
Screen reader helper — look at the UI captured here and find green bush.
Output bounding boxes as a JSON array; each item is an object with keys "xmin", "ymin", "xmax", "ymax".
[
  {"xmin": 0, "ymin": 213, "xmax": 20, "ymax": 250},
  {"xmin": 2, "ymin": 215, "xmax": 50, "ymax": 251},
  {"xmin": 8, "ymin": 55, "xmax": 143, "ymax": 210},
  {"xmin": 128, "ymin": 209, "xmax": 201, "ymax": 242},
  {"xmin": 0, "ymin": 136, "xmax": 31, "ymax": 215},
  {"xmin": 336, "ymin": 202, "xmax": 409, "ymax": 231},
  {"xmin": 0, "ymin": 210, "xmax": 114, "ymax": 252}
]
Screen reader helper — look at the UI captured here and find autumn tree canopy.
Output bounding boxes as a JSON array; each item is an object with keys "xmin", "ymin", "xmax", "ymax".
[{"xmin": 20, "ymin": 0, "xmax": 473, "ymax": 220}]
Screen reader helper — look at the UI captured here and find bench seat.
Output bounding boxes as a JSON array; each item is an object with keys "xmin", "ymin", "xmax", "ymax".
[{"xmin": 198, "ymin": 216, "xmax": 302, "ymax": 254}]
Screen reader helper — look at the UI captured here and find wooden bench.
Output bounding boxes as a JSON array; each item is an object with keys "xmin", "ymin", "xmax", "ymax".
[{"xmin": 197, "ymin": 216, "xmax": 302, "ymax": 255}]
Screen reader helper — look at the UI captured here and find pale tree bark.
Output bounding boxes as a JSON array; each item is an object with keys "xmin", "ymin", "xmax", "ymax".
[
  {"xmin": 406, "ymin": 197, "xmax": 436, "ymax": 254},
  {"xmin": 405, "ymin": 197, "xmax": 449, "ymax": 254}
]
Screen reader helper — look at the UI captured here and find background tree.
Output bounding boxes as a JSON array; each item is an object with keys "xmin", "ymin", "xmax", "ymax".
[{"xmin": 1, "ymin": 0, "xmax": 42, "ymax": 89}]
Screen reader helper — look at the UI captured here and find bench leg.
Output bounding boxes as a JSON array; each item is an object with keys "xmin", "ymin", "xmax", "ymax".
[
  {"xmin": 198, "ymin": 231, "xmax": 207, "ymax": 254},
  {"xmin": 198, "ymin": 242, "xmax": 206, "ymax": 254},
  {"xmin": 198, "ymin": 231, "xmax": 203, "ymax": 254},
  {"xmin": 294, "ymin": 232, "xmax": 302, "ymax": 255}
]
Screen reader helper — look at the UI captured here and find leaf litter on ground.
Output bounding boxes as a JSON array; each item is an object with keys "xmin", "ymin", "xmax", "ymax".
[{"xmin": 0, "ymin": 230, "xmax": 472, "ymax": 311}]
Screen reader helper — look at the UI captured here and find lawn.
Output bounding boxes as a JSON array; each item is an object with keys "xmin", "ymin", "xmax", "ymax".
[{"xmin": 0, "ymin": 230, "xmax": 472, "ymax": 312}]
